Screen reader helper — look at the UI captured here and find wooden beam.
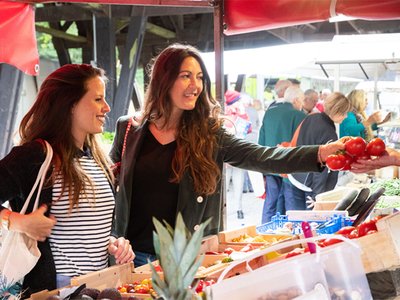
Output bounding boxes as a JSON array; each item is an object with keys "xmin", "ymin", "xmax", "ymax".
[
  {"xmin": 36, "ymin": 24, "xmax": 87, "ymax": 43},
  {"xmin": 145, "ymin": 22, "xmax": 176, "ymax": 39}
]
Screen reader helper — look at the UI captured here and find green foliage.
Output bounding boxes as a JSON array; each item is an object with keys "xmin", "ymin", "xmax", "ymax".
[
  {"xmin": 151, "ymin": 213, "xmax": 211, "ymax": 300},
  {"xmin": 36, "ymin": 22, "xmax": 82, "ymax": 62},
  {"xmin": 101, "ymin": 131, "xmax": 115, "ymax": 145}
]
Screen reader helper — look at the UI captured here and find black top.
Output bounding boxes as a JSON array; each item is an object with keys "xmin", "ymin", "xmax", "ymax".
[
  {"xmin": 127, "ymin": 128, "xmax": 178, "ymax": 254},
  {"xmin": 292, "ymin": 112, "xmax": 338, "ymax": 196}
]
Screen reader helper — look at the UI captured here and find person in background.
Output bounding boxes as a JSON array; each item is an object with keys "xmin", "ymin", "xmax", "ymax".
[
  {"xmin": 110, "ymin": 43, "xmax": 345, "ymax": 267},
  {"xmin": 288, "ymin": 78, "xmax": 301, "ymax": 88},
  {"xmin": 0, "ymin": 64, "xmax": 134, "ymax": 296},
  {"xmin": 266, "ymin": 79, "xmax": 292, "ymax": 110},
  {"xmin": 339, "ymin": 89, "xmax": 389, "ymax": 141},
  {"xmin": 288, "ymin": 92, "xmax": 352, "ymax": 208},
  {"xmin": 258, "ymin": 86, "xmax": 306, "ymax": 223},
  {"xmin": 302, "ymin": 89, "xmax": 319, "ymax": 114},
  {"xmin": 223, "ymin": 90, "xmax": 251, "ymax": 219},
  {"xmin": 315, "ymin": 88, "xmax": 331, "ymax": 112}
]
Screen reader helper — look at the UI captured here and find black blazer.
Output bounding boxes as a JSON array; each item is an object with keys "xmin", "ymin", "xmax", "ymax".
[
  {"xmin": 0, "ymin": 140, "xmax": 56, "ymax": 296},
  {"xmin": 110, "ymin": 116, "xmax": 323, "ymax": 239}
]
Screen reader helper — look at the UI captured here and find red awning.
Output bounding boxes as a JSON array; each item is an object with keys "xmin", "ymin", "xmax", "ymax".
[
  {"xmin": 224, "ymin": 0, "xmax": 400, "ymax": 35},
  {"xmin": 0, "ymin": 2, "xmax": 39, "ymax": 75}
]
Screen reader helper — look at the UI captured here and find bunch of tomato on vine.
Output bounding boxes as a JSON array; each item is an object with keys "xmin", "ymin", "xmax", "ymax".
[{"xmin": 326, "ymin": 137, "xmax": 386, "ymax": 171}]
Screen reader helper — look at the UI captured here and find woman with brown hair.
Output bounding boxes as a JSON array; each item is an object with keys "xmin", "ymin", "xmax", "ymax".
[
  {"xmin": 110, "ymin": 43, "xmax": 346, "ymax": 266},
  {"xmin": 0, "ymin": 64, "xmax": 134, "ymax": 296}
]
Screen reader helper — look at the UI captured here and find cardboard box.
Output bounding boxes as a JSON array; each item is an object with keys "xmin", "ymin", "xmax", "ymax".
[{"xmin": 356, "ymin": 212, "xmax": 400, "ymax": 273}]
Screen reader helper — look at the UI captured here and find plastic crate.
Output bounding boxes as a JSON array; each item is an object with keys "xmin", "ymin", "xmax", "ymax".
[{"xmin": 256, "ymin": 213, "xmax": 352, "ymax": 235}]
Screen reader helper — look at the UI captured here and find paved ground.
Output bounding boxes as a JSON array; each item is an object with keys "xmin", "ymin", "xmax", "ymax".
[{"xmin": 226, "ymin": 189, "xmax": 265, "ymax": 231}]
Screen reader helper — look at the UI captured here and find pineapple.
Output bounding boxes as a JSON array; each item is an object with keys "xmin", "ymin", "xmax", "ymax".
[{"xmin": 150, "ymin": 213, "xmax": 211, "ymax": 300}]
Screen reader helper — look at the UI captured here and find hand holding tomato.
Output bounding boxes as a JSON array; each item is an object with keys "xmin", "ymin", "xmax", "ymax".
[
  {"xmin": 345, "ymin": 137, "xmax": 367, "ymax": 157},
  {"xmin": 366, "ymin": 138, "xmax": 386, "ymax": 157}
]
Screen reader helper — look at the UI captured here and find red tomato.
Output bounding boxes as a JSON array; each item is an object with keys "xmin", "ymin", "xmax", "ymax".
[
  {"xmin": 205, "ymin": 251, "xmax": 220, "ymax": 255},
  {"xmin": 154, "ymin": 265, "xmax": 163, "ymax": 272},
  {"xmin": 195, "ymin": 280, "xmax": 205, "ymax": 293},
  {"xmin": 357, "ymin": 220, "xmax": 378, "ymax": 237},
  {"xmin": 354, "ymin": 151, "xmax": 371, "ymax": 162},
  {"xmin": 366, "ymin": 138, "xmax": 386, "ymax": 156},
  {"xmin": 223, "ymin": 247, "xmax": 235, "ymax": 255},
  {"xmin": 326, "ymin": 153, "xmax": 346, "ymax": 170},
  {"xmin": 322, "ymin": 237, "xmax": 343, "ymax": 247},
  {"xmin": 345, "ymin": 137, "xmax": 367, "ymax": 157},
  {"xmin": 341, "ymin": 154, "xmax": 354, "ymax": 171},
  {"xmin": 336, "ymin": 226, "xmax": 356, "ymax": 237},
  {"xmin": 285, "ymin": 247, "xmax": 306, "ymax": 258},
  {"xmin": 348, "ymin": 229, "xmax": 359, "ymax": 239}
]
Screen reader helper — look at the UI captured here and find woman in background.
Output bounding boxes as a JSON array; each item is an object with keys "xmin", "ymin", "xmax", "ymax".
[
  {"xmin": 339, "ymin": 89, "xmax": 388, "ymax": 141},
  {"xmin": 289, "ymin": 92, "xmax": 352, "ymax": 207}
]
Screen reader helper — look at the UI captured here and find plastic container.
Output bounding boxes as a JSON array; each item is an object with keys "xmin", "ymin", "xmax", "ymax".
[
  {"xmin": 207, "ymin": 238, "xmax": 330, "ymax": 300},
  {"xmin": 319, "ymin": 240, "xmax": 373, "ymax": 299},
  {"xmin": 256, "ymin": 213, "xmax": 352, "ymax": 235}
]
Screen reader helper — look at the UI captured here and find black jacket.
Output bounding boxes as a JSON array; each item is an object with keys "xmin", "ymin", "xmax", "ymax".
[
  {"xmin": 0, "ymin": 140, "xmax": 56, "ymax": 296},
  {"xmin": 291, "ymin": 112, "xmax": 339, "ymax": 197},
  {"xmin": 110, "ymin": 116, "xmax": 324, "ymax": 238}
]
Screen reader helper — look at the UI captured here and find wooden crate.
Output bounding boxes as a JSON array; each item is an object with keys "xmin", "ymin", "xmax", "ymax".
[
  {"xmin": 218, "ymin": 225, "xmax": 293, "ymax": 245},
  {"xmin": 356, "ymin": 212, "xmax": 400, "ymax": 273}
]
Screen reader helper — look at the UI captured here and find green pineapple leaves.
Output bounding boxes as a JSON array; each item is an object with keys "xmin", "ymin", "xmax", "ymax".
[{"xmin": 151, "ymin": 213, "xmax": 211, "ymax": 300}]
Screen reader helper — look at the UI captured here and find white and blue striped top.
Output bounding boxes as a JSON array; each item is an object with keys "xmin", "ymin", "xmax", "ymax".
[{"xmin": 49, "ymin": 154, "xmax": 114, "ymax": 277}]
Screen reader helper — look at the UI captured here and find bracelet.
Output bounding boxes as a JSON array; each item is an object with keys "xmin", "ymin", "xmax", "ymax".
[{"xmin": 1, "ymin": 209, "xmax": 12, "ymax": 230}]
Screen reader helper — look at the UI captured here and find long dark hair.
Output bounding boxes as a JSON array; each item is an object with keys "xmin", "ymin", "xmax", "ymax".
[
  {"xmin": 143, "ymin": 44, "xmax": 222, "ymax": 195},
  {"xmin": 19, "ymin": 64, "xmax": 113, "ymax": 209}
]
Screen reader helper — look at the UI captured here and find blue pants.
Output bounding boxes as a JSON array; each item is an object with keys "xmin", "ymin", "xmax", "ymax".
[
  {"xmin": 262, "ymin": 175, "xmax": 285, "ymax": 223},
  {"xmin": 283, "ymin": 181, "xmax": 308, "ymax": 211},
  {"xmin": 133, "ymin": 251, "xmax": 157, "ymax": 267}
]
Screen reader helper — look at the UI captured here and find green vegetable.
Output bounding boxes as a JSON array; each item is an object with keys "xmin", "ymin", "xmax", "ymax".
[
  {"xmin": 370, "ymin": 179, "xmax": 400, "ymax": 196},
  {"xmin": 369, "ymin": 179, "xmax": 400, "ymax": 209}
]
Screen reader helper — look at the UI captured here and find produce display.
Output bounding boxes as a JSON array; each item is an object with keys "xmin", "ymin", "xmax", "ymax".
[{"xmin": 326, "ymin": 137, "xmax": 386, "ymax": 171}]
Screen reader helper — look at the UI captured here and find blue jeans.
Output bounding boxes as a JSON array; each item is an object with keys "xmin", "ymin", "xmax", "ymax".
[
  {"xmin": 56, "ymin": 274, "xmax": 72, "ymax": 288},
  {"xmin": 262, "ymin": 175, "xmax": 285, "ymax": 223},
  {"xmin": 282, "ymin": 181, "xmax": 308, "ymax": 211},
  {"xmin": 133, "ymin": 251, "xmax": 157, "ymax": 267}
]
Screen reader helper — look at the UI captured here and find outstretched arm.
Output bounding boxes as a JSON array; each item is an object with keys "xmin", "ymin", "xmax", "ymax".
[{"xmin": 351, "ymin": 148, "xmax": 400, "ymax": 173}]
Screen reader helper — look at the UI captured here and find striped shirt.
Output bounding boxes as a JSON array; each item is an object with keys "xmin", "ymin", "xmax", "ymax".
[{"xmin": 49, "ymin": 154, "xmax": 114, "ymax": 277}]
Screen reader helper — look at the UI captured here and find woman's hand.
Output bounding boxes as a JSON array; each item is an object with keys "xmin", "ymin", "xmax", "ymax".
[
  {"xmin": 108, "ymin": 236, "xmax": 135, "ymax": 264},
  {"xmin": 367, "ymin": 111, "xmax": 382, "ymax": 124},
  {"xmin": 318, "ymin": 139, "xmax": 346, "ymax": 163},
  {"xmin": 10, "ymin": 204, "xmax": 56, "ymax": 241},
  {"xmin": 351, "ymin": 147, "xmax": 400, "ymax": 173}
]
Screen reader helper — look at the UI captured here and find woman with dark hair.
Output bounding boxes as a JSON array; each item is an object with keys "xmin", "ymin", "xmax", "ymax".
[
  {"xmin": 0, "ymin": 64, "xmax": 134, "ymax": 296},
  {"xmin": 110, "ymin": 43, "xmax": 345, "ymax": 266}
]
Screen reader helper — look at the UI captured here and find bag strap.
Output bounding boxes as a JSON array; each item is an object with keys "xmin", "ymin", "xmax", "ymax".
[
  {"xmin": 20, "ymin": 140, "xmax": 53, "ymax": 215},
  {"xmin": 121, "ymin": 117, "xmax": 133, "ymax": 158}
]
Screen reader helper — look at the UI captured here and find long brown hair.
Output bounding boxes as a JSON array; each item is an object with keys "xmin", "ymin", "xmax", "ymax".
[
  {"xmin": 143, "ymin": 43, "xmax": 222, "ymax": 195},
  {"xmin": 19, "ymin": 64, "xmax": 113, "ymax": 209}
]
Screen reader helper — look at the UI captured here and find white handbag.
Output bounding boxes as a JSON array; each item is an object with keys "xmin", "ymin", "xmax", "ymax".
[{"xmin": 0, "ymin": 140, "xmax": 53, "ymax": 286}]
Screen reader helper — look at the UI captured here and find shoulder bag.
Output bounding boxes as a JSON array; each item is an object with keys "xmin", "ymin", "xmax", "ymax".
[
  {"xmin": 111, "ymin": 117, "xmax": 133, "ymax": 188},
  {"xmin": 0, "ymin": 140, "xmax": 53, "ymax": 286}
]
